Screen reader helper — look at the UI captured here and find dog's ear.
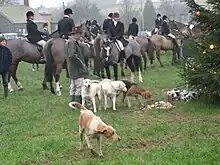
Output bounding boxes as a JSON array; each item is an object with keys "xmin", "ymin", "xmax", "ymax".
[{"xmin": 97, "ymin": 124, "xmax": 108, "ymax": 133}]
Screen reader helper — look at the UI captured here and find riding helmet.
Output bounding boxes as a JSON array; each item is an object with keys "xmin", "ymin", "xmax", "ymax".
[
  {"xmin": 162, "ymin": 15, "xmax": 168, "ymax": 20},
  {"xmin": 132, "ymin": 17, "xmax": 137, "ymax": 22},
  {"xmin": 64, "ymin": 8, "xmax": 73, "ymax": 15},
  {"xmin": 157, "ymin": 14, "xmax": 161, "ymax": 17},
  {"xmin": 108, "ymin": 13, "xmax": 113, "ymax": 18},
  {"xmin": 26, "ymin": 11, "xmax": 34, "ymax": 18}
]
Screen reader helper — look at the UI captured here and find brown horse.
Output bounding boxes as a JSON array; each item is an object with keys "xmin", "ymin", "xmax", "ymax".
[
  {"xmin": 42, "ymin": 23, "xmax": 91, "ymax": 96},
  {"xmin": 6, "ymin": 31, "xmax": 59, "ymax": 92}
]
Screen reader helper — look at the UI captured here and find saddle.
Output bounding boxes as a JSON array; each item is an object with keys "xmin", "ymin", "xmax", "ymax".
[{"xmin": 26, "ymin": 40, "xmax": 43, "ymax": 52}]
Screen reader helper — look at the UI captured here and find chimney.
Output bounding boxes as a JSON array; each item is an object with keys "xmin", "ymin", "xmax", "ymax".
[{"xmin": 24, "ymin": 0, "xmax": 29, "ymax": 6}]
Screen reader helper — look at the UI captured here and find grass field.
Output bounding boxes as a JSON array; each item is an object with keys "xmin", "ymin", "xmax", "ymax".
[{"xmin": 0, "ymin": 55, "xmax": 220, "ymax": 165}]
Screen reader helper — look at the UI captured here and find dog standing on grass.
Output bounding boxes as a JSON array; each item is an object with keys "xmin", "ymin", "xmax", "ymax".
[
  {"xmin": 100, "ymin": 79, "xmax": 127, "ymax": 110},
  {"xmin": 121, "ymin": 80, "xmax": 152, "ymax": 107},
  {"xmin": 81, "ymin": 79, "xmax": 102, "ymax": 113},
  {"xmin": 69, "ymin": 102, "xmax": 121, "ymax": 157}
]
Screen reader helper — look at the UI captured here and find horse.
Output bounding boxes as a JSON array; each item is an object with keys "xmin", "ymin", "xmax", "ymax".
[
  {"xmin": 94, "ymin": 34, "xmax": 143, "ymax": 83},
  {"xmin": 6, "ymin": 31, "xmax": 59, "ymax": 93},
  {"xmin": 42, "ymin": 23, "xmax": 91, "ymax": 96},
  {"xmin": 125, "ymin": 35, "xmax": 154, "ymax": 69},
  {"xmin": 31, "ymin": 32, "xmax": 60, "ymax": 72},
  {"xmin": 147, "ymin": 20, "xmax": 187, "ymax": 67}
]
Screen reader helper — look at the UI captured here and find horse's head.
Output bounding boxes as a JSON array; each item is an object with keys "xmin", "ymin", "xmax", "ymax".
[
  {"xmin": 168, "ymin": 20, "xmax": 195, "ymax": 39},
  {"xmin": 100, "ymin": 37, "xmax": 113, "ymax": 60},
  {"xmin": 80, "ymin": 23, "xmax": 91, "ymax": 39}
]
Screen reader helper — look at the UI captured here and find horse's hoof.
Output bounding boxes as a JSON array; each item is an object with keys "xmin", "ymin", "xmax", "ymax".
[
  {"xmin": 32, "ymin": 69, "xmax": 35, "ymax": 72},
  {"xmin": 43, "ymin": 86, "xmax": 49, "ymax": 90},
  {"xmin": 51, "ymin": 90, "xmax": 55, "ymax": 94},
  {"xmin": 56, "ymin": 91, "xmax": 62, "ymax": 96},
  {"xmin": 9, "ymin": 89, "xmax": 15, "ymax": 93},
  {"xmin": 18, "ymin": 87, "xmax": 23, "ymax": 91}
]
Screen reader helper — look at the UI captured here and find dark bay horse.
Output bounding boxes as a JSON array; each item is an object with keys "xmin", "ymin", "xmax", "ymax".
[
  {"xmin": 94, "ymin": 34, "xmax": 143, "ymax": 82},
  {"xmin": 31, "ymin": 31, "xmax": 60, "ymax": 71},
  {"xmin": 42, "ymin": 23, "xmax": 91, "ymax": 96},
  {"xmin": 6, "ymin": 31, "xmax": 59, "ymax": 92}
]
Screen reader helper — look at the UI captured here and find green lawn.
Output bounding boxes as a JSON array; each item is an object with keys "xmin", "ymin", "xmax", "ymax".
[{"xmin": 0, "ymin": 55, "xmax": 220, "ymax": 165}]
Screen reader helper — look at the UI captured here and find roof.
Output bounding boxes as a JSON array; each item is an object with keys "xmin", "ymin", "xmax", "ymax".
[{"xmin": 0, "ymin": 4, "xmax": 46, "ymax": 23}]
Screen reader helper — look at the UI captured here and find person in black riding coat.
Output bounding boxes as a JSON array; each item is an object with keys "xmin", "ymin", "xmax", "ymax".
[
  {"xmin": 161, "ymin": 15, "xmax": 179, "ymax": 49},
  {"xmin": 0, "ymin": 36, "xmax": 12, "ymax": 98},
  {"xmin": 155, "ymin": 14, "xmax": 162, "ymax": 33},
  {"xmin": 58, "ymin": 8, "xmax": 75, "ymax": 39},
  {"xmin": 26, "ymin": 11, "xmax": 47, "ymax": 47},
  {"xmin": 102, "ymin": 13, "xmax": 113, "ymax": 34},
  {"xmin": 108, "ymin": 12, "xmax": 128, "ymax": 62},
  {"xmin": 127, "ymin": 17, "xmax": 139, "ymax": 38}
]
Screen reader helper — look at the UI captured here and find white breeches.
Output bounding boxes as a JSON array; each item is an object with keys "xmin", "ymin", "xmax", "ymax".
[
  {"xmin": 189, "ymin": 24, "xmax": 195, "ymax": 30},
  {"xmin": 115, "ymin": 40, "xmax": 124, "ymax": 51},
  {"xmin": 155, "ymin": 28, "xmax": 158, "ymax": 32},
  {"xmin": 168, "ymin": 33, "xmax": 175, "ymax": 39},
  {"xmin": 37, "ymin": 40, "xmax": 46, "ymax": 47}
]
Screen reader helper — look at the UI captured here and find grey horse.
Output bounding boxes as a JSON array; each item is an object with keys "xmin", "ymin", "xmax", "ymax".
[{"xmin": 94, "ymin": 34, "xmax": 143, "ymax": 82}]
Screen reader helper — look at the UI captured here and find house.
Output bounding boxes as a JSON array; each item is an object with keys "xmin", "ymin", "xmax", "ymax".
[{"xmin": 0, "ymin": 4, "xmax": 57, "ymax": 34}]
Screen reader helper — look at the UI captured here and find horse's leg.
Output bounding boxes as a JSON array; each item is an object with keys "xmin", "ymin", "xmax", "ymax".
[
  {"xmin": 105, "ymin": 63, "xmax": 111, "ymax": 79},
  {"xmin": 113, "ymin": 63, "xmax": 118, "ymax": 81},
  {"xmin": 54, "ymin": 63, "xmax": 62, "ymax": 96},
  {"xmin": 141, "ymin": 51, "xmax": 147, "ymax": 70},
  {"xmin": 7, "ymin": 72, "xmax": 14, "ymax": 92},
  {"xmin": 126, "ymin": 56, "xmax": 135, "ymax": 82},
  {"xmin": 120, "ymin": 61, "xmax": 125, "ymax": 77},
  {"xmin": 134, "ymin": 56, "xmax": 143, "ymax": 83},
  {"xmin": 42, "ymin": 77, "xmax": 49, "ymax": 90},
  {"xmin": 11, "ymin": 62, "xmax": 23, "ymax": 90},
  {"xmin": 32, "ymin": 64, "xmax": 35, "ymax": 72},
  {"xmin": 37, "ymin": 64, "xmax": 39, "ymax": 71},
  {"xmin": 156, "ymin": 50, "xmax": 164, "ymax": 67}
]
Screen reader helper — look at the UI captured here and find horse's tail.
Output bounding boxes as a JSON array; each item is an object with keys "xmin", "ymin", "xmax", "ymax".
[
  {"xmin": 147, "ymin": 38, "xmax": 155, "ymax": 61},
  {"xmin": 45, "ymin": 39, "xmax": 54, "ymax": 82}
]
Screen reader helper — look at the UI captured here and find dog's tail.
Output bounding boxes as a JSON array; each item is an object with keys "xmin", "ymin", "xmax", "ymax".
[{"xmin": 68, "ymin": 102, "xmax": 87, "ymax": 112}]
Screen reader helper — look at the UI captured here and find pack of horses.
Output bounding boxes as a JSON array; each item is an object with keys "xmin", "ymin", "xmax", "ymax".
[{"xmin": 6, "ymin": 20, "xmax": 203, "ymax": 96}]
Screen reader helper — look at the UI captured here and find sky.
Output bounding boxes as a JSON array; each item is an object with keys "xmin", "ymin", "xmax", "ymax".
[{"xmin": 29, "ymin": 0, "xmax": 70, "ymax": 8}]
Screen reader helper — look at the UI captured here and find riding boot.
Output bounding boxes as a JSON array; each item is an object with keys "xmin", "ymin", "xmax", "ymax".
[
  {"xmin": 4, "ymin": 87, "xmax": 8, "ymax": 98},
  {"xmin": 75, "ymin": 95, "xmax": 82, "ymax": 104}
]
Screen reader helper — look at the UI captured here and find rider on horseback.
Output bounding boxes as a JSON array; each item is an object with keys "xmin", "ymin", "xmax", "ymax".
[
  {"xmin": 103, "ymin": 13, "xmax": 113, "ymax": 34},
  {"xmin": 161, "ymin": 15, "xmax": 178, "ymax": 48},
  {"xmin": 58, "ymin": 8, "xmax": 75, "ymax": 39},
  {"xmin": 108, "ymin": 12, "xmax": 128, "ymax": 62},
  {"xmin": 26, "ymin": 11, "xmax": 48, "ymax": 61},
  {"xmin": 26, "ymin": 11, "xmax": 48, "ymax": 47},
  {"xmin": 127, "ymin": 17, "xmax": 139, "ymax": 39},
  {"xmin": 154, "ymin": 14, "xmax": 162, "ymax": 34}
]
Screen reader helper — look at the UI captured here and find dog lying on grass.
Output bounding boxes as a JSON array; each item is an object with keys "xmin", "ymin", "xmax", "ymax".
[
  {"xmin": 121, "ymin": 80, "xmax": 152, "ymax": 107},
  {"xmin": 69, "ymin": 102, "xmax": 121, "ymax": 157}
]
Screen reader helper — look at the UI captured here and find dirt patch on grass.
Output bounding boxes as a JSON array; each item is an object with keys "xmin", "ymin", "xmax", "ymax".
[{"xmin": 120, "ymin": 134, "xmax": 182, "ymax": 152}]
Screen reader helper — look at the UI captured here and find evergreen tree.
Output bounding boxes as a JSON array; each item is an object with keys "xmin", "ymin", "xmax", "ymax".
[
  {"xmin": 143, "ymin": 0, "xmax": 156, "ymax": 30},
  {"xmin": 182, "ymin": 0, "xmax": 220, "ymax": 101}
]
